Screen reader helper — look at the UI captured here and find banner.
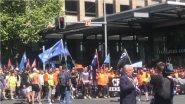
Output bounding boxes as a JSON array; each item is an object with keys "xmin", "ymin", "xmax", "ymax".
[
  {"xmin": 109, "ymin": 77, "xmax": 120, "ymax": 92},
  {"xmin": 131, "ymin": 61, "xmax": 142, "ymax": 68}
]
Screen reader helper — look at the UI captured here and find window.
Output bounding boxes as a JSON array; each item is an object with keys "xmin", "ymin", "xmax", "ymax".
[
  {"xmin": 65, "ymin": 1, "xmax": 78, "ymax": 15},
  {"xmin": 120, "ymin": 5, "xmax": 130, "ymax": 11},
  {"xmin": 85, "ymin": 2, "xmax": 96, "ymax": 16},
  {"xmin": 106, "ymin": 4, "xmax": 113, "ymax": 14}
]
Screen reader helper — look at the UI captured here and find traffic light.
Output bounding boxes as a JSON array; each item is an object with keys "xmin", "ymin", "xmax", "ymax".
[{"xmin": 55, "ymin": 17, "xmax": 65, "ymax": 30}]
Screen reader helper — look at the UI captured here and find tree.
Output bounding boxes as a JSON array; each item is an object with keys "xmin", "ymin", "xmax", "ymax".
[{"xmin": 0, "ymin": 0, "xmax": 62, "ymax": 48}]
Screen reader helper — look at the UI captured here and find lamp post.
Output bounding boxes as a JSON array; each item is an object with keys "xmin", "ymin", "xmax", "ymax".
[
  {"xmin": 103, "ymin": 0, "xmax": 108, "ymax": 57},
  {"xmin": 43, "ymin": 46, "xmax": 45, "ymax": 71}
]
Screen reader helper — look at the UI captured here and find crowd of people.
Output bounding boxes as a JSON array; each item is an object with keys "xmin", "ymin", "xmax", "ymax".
[
  {"xmin": 120, "ymin": 62, "xmax": 185, "ymax": 104},
  {"xmin": 0, "ymin": 63, "xmax": 185, "ymax": 104}
]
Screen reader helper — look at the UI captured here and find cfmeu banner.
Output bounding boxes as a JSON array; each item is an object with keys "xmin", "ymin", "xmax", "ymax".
[{"xmin": 109, "ymin": 77, "xmax": 120, "ymax": 92}]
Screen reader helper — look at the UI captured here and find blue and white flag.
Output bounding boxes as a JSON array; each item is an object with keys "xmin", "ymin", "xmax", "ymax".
[
  {"xmin": 19, "ymin": 52, "xmax": 27, "ymax": 70},
  {"xmin": 91, "ymin": 49, "xmax": 99, "ymax": 69},
  {"xmin": 131, "ymin": 61, "xmax": 142, "ymax": 68},
  {"xmin": 39, "ymin": 39, "xmax": 65, "ymax": 63},
  {"xmin": 104, "ymin": 54, "xmax": 110, "ymax": 64},
  {"xmin": 64, "ymin": 47, "xmax": 71, "ymax": 56}
]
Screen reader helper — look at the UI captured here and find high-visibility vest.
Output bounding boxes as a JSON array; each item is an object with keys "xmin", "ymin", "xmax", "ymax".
[
  {"xmin": 9, "ymin": 76, "xmax": 17, "ymax": 87},
  {"xmin": 48, "ymin": 74, "xmax": 54, "ymax": 86}
]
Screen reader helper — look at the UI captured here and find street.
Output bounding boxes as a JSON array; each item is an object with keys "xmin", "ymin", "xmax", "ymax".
[{"xmin": 0, "ymin": 95, "xmax": 184, "ymax": 104}]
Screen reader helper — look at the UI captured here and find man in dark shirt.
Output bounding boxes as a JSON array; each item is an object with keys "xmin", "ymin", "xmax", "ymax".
[
  {"xmin": 58, "ymin": 66, "xmax": 71, "ymax": 104},
  {"xmin": 21, "ymin": 69, "xmax": 31, "ymax": 103},
  {"xmin": 150, "ymin": 62, "xmax": 174, "ymax": 104}
]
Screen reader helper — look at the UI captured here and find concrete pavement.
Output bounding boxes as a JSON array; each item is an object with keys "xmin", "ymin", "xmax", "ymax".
[{"xmin": 0, "ymin": 95, "xmax": 184, "ymax": 104}]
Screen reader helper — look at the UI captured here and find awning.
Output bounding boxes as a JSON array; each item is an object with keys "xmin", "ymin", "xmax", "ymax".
[{"xmin": 46, "ymin": 1, "xmax": 185, "ymax": 39}]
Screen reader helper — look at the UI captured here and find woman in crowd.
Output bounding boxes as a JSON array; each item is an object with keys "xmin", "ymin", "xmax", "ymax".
[{"xmin": 81, "ymin": 67, "xmax": 91, "ymax": 99}]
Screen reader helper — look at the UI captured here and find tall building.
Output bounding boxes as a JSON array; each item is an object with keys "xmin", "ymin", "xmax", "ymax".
[
  {"xmin": 47, "ymin": 0, "xmax": 185, "ymax": 67},
  {"xmin": 64, "ymin": 0, "xmax": 166, "ymax": 22}
]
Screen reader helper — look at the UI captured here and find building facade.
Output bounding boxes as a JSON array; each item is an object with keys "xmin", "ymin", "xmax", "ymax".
[{"xmin": 47, "ymin": 0, "xmax": 185, "ymax": 67}]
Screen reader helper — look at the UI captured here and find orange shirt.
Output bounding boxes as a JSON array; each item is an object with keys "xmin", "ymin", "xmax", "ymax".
[
  {"xmin": 97, "ymin": 72, "xmax": 108, "ymax": 86},
  {"xmin": 43, "ymin": 73, "xmax": 48, "ymax": 82},
  {"xmin": 137, "ymin": 74, "xmax": 143, "ymax": 86},
  {"xmin": 53, "ymin": 71, "xmax": 60, "ymax": 86}
]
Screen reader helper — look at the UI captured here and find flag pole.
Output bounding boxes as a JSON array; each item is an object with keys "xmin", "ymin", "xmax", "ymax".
[
  {"xmin": 96, "ymin": 49, "xmax": 100, "ymax": 70},
  {"xmin": 124, "ymin": 49, "xmax": 132, "ymax": 64},
  {"xmin": 109, "ymin": 54, "xmax": 111, "ymax": 70},
  {"xmin": 69, "ymin": 55, "xmax": 75, "ymax": 67},
  {"xmin": 43, "ymin": 46, "xmax": 45, "ymax": 71}
]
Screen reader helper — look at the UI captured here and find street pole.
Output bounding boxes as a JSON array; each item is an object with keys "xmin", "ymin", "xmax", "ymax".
[
  {"xmin": 103, "ymin": 0, "xmax": 108, "ymax": 57},
  {"xmin": 43, "ymin": 46, "xmax": 45, "ymax": 71}
]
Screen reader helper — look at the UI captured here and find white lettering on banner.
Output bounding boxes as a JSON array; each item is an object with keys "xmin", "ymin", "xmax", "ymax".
[
  {"xmin": 109, "ymin": 87, "xmax": 120, "ymax": 91},
  {"xmin": 157, "ymin": 49, "xmax": 185, "ymax": 54},
  {"xmin": 112, "ymin": 78, "xmax": 120, "ymax": 86}
]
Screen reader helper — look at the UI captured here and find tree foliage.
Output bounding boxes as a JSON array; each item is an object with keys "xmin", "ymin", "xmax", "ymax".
[{"xmin": 0, "ymin": 0, "xmax": 62, "ymax": 47}]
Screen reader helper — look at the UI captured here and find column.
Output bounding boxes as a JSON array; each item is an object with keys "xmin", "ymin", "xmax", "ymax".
[
  {"xmin": 78, "ymin": 0, "xmax": 85, "ymax": 21},
  {"xmin": 96, "ymin": 0, "xmax": 103, "ymax": 17},
  {"xmin": 113, "ymin": 0, "xmax": 120, "ymax": 13},
  {"xmin": 82, "ymin": 34, "xmax": 86, "ymax": 65},
  {"xmin": 129, "ymin": 0, "xmax": 137, "ymax": 9},
  {"xmin": 144, "ymin": 0, "xmax": 151, "ymax": 6}
]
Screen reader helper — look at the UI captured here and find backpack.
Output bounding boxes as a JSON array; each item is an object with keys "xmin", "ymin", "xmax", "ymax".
[
  {"xmin": 58, "ymin": 72, "xmax": 68, "ymax": 86},
  {"xmin": 158, "ymin": 77, "xmax": 171, "ymax": 99}
]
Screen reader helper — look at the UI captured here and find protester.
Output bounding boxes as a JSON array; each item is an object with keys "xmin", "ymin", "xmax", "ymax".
[
  {"xmin": 29, "ymin": 68, "xmax": 41, "ymax": 104},
  {"xmin": 14, "ymin": 69, "xmax": 21, "ymax": 99},
  {"xmin": 9, "ymin": 70, "xmax": 17, "ymax": 99},
  {"xmin": 47, "ymin": 68, "xmax": 55, "ymax": 104},
  {"xmin": 141, "ymin": 68, "xmax": 150, "ymax": 101},
  {"xmin": 96, "ymin": 68, "xmax": 109, "ymax": 98},
  {"xmin": 120, "ymin": 65, "xmax": 136, "ymax": 104},
  {"xmin": 53, "ymin": 68, "xmax": 60, "ymax": 100},
  {"xmin": 58, "ymin": 66, "xmax": 71, "ymax": 104},
  {"xmin": 43, "ymin": 70, "xmax": 49, "ymax": 99},
  {"xmin": 38, "ymin": 70, "xmax": 44, "ymax": 102},
  {"xmin": 70, "ymin": 68, "xmax": 78, "ymax": 99},
  {"xmin": 150, "ymin": 62, "xmax": 174, "ymax": 104},
  {"xmin": 81, "ymin": 67, "xmax": 91, "ymax": 99},
  {"xmin": 0, "ymin": 68, "xmax": 5, "ymax": 101},
  {"xmin": 20, "ymin": 69, "xmax": 31, "ymax": 103}
]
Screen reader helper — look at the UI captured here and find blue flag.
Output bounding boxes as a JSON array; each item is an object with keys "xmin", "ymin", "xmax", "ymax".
[
  {"xmin": 19, "ymin": 52, "xmax": 27, "ymax": 70},
  {"xmin": 39, "ymin": 39, "xmax": 65, "ymax": 63},
  {"xmin": 64, "ymin": 47, "xmax": 71, "ymax": 56},
  {"xmin": 104, "ymin": 54, "xmax": 110, "ymax": 64}
]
